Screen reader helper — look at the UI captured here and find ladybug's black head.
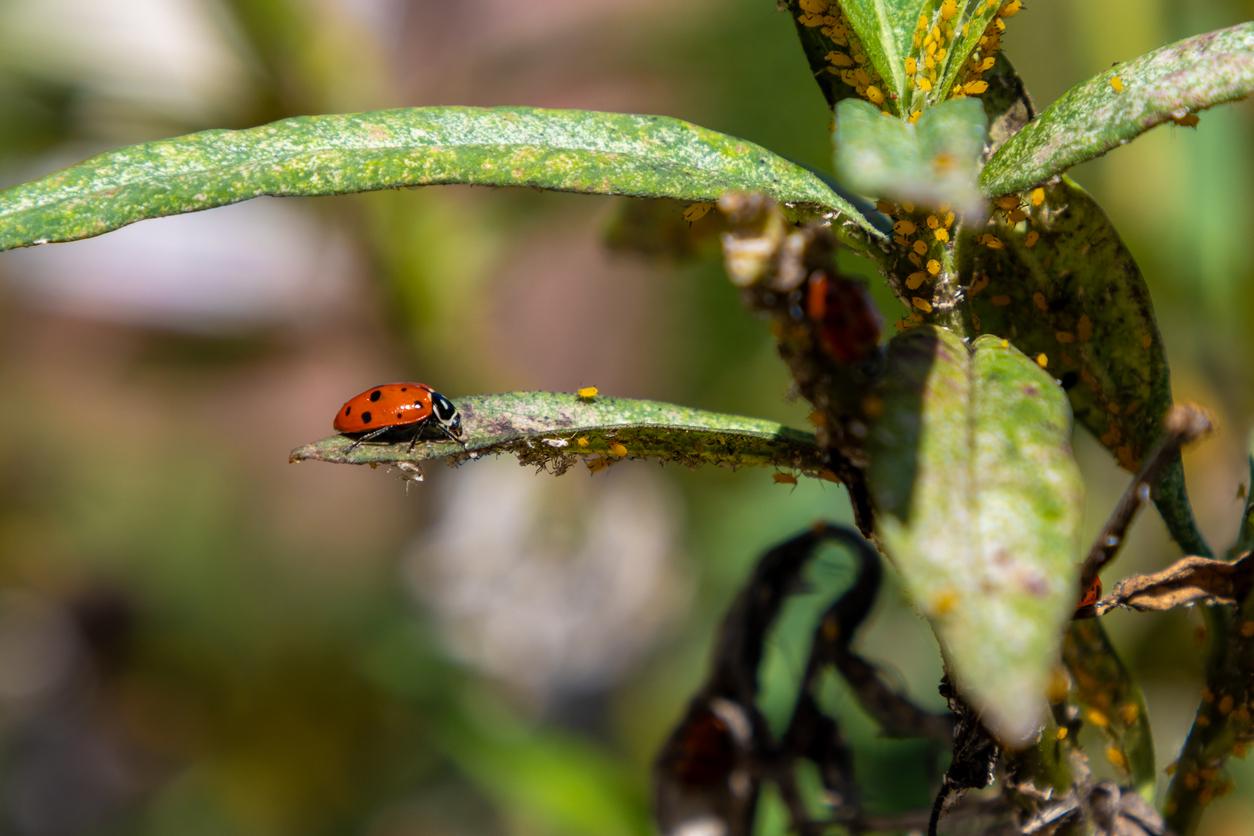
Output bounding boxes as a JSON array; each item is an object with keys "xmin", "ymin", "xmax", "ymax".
[{"xmin": 430, "ymin": 391, "xmax": 463, "ymax": 438}]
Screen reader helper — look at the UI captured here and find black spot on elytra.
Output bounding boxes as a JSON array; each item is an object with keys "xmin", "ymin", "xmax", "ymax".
[
  {"xmin": 361, "ymin": 411, "xmax": 373, "ymax": 424},
  {"xmin": 344, "ymin": 406, "xmax": 352, "ymax": 415},
  {"xmin": 396, "ymin": 412, "xmax": 404, "ymax": 419},
  {"xmin": 401, "ymin": 387, "xmax": 407, "ymax": 392},
  {"xmin": 369, "ymin": 390, "xmax": 382, "ymax": 402}
]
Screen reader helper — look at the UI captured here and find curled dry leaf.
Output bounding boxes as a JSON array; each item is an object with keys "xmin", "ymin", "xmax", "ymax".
[{"xmin": 1094, "ymin": 552, "xmax": 1254, "ymax": 616}]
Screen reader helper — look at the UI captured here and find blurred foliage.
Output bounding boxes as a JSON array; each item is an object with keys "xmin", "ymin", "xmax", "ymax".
[{"xmin": 0, "ymin": 0, "xmax": 1251, "ymax": 834}]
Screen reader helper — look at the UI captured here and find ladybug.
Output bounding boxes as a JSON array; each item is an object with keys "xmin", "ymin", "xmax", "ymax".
[
  {"xmin": 333, "ymin": 382, "xmax": 465, "ymax": 452},
  {"xmin": 805, "ymin": 271, "xmax": 882, "ymax": 365}
]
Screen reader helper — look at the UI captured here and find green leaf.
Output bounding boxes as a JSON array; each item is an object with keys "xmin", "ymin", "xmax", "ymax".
[
  {"xmin": 834, "ymin": 97, "xmax": 987, "ymax": 215},
  {"xmin": 930, "ymin": 0, "xmax": 1005, "ymax": 104},
  {"xmin": 0, "ymin": 106, "xmax": 884, "ymax": 252},
  {"xmin": 289, "ymin": 391, "xmax": 830, "ymax": 479},
  {"xmin": 1062, "ymin": 620, "xmax": 1156, "ymax": 798},
  {"xmin": 959, "ymin": 177, "xmax": 1207, "ymax": 554},
  {"xmin": 981, "ymin": 22, "xmax": 1254, "ymax": 196},
  {"xmin": 837, "ymin": 0, "xmax": 925, "ymax": 103},
  {"xmin": 867, "ymin": 326, "xmax": 1083, "ymax": 745},
  {"xmin": 1234, "ymin": 445, "xmax": 1254, "ymax": 558}
]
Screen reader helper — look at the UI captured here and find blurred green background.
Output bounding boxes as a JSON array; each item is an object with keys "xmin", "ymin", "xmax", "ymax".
[{"xmin": 0, "ymin": 1, "xmax": 1251, "ymax": 834}]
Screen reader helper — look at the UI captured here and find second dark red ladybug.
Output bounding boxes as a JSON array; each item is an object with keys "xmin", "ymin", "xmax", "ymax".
[{"xmin": 333, "ymin": 382, "xmax": 465, "ymax": 451}]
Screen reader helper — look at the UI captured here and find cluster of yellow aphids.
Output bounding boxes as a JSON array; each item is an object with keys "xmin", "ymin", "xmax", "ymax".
[{"xmin": 796, "ymin": 0, "xmax": 888, "ymax": 110}]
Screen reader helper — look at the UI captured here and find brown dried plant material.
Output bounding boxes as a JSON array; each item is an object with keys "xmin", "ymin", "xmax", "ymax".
[{"xmin": 1093, "ymin": 553, "xmax": 1254, "ymax": 616}]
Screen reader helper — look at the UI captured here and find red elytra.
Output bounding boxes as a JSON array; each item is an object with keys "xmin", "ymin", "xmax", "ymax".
[
  {"xmin": 333, "ymin": 382, "xmax": 465, "ymax": 451},
  {"xmin": 805, "ymin": 272, "xmax": 882, "ymax": 365}
]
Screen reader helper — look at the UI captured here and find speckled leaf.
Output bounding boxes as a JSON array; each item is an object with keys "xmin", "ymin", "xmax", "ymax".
[
  {"xmin": 958, "ymin": 177, "xmax": 1207, "ymax": 553},
  {"xmin": 1062, "ymin": 620, "xmax": 1156, "ymax": 797},
  {"xmin": 867, "ymin": 326, "xmax": 1083, "ymax": 745},
  {"xmin": 0, "ymin": 106, "xmax": 882, "ymax": 252},
  {"xmin": 837, "ymin": 0, "xmax": 929, "ymax": 104},
  {"xmin": 982, "ymin": 22, "xmax": 1254, "ymax": 196},
  {"xmin": 834, "ymin": 97, "xmax": 986, "ymax": 215},
  {"xmin": 290, "ymin": 391, "xmax": 830, "ymax": 479}
]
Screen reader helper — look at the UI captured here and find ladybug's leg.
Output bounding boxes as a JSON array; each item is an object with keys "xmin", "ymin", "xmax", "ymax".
[
  {"xmin": 345, "ymin": 426, "xmax": 393, "ymax": 452},
  {"xmin": 436, "ymin": 424, "xmax": 468, "ymax": 449}
]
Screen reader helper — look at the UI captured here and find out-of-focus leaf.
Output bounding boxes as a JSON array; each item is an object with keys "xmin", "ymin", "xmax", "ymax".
[
  {"xmin": 1093, "ymin": 553, "xmax": 1254, "ymax": 615},
  {"xmin": 867, "ymin": 326, "xmax": 1084, "ymax": 745},
  {"xmin": 290, "ymin": 391, "xmax": 831, "ymax": 478},
  {"xmin": 981, "ymin": 22, "xmax": 1254, "ymax": 196},
  {"xmin": 1062, "ymin": 620, "xmax": 1156, "ymax": 797},
  {"xmin": 960, "ymin": 177, "xmax": 1207, "ymax": 554},
  {"xmin": 1232, "ymin": 447, "xmax": 1254, "ymax": 558},
  {"xmin": 0, "ymin": 106, "xmax": 884, "ymax": 252},
  {"xmin": 833, "ymin": 97, "xmax": 986, "ymax": 215}
]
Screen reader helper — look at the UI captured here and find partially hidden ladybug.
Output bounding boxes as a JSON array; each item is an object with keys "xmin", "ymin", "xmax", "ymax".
[{"xmin": 333, "ymin": 382, "xmax": 465, "ymax": 452}]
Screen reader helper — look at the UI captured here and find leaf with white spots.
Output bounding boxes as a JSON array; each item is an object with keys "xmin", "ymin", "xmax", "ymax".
[
  {"xmin": 867, "ymin": 325, "xmax": 1084, "ymax": 745},
  {"xmin": 982, "ymin": 22, "xmax": 1254, "ymax": 196},
  {"xmin": 0, "ymin": 106, "xmax": 884, "ymax": 253},
  {"xmin": 834, "ymin": 97, "xmax": 987, "ymax": 216},
  {"xmin": 291, "ymin": 391, "xmax": 832, "ymax": 480}
]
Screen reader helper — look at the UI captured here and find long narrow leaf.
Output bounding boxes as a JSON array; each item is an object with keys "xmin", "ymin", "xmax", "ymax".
[
  {"xmin": 867, "ymin": 326, "xmax": 1084, "ymax": 745},
  {"xmin": 290, "ymin": 391, "xmax": 831, "ymax": 479},
  {"xmin": 0, "ymin": 106, "xmax": 883, "ymax": 252},
  {"xmin": 982, "ymin": 22, "xmax": 1254, "ymax": 196}
]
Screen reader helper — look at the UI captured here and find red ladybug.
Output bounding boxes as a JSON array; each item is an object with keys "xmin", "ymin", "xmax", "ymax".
[
  {"xmin": 805, "ymin": 272, "xmax": 882, "ymax": 365},
  {"xmin": 333, "ymin": 382, "xmax": 465, "ymax": 451}
]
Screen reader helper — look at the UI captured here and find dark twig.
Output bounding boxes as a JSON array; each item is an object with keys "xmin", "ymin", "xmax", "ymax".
[{"xmin": 1075, "ymin": 404, "xmax": 1212, "ymax": 617}]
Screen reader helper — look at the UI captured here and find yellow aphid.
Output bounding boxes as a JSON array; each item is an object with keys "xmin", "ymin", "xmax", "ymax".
[
  {"xmin": 1025, "ymin": 230, "xmax": 1040, "ymax": 248},
  {"xmin": 1005, "ymin": 208, "xmax": 1026, "ymax": 224},
  {"xmin": 1110, "ymin": 75, "xmax": 1124, "ymax": 93},
  {"xmin": 1086, "ymin": 709, "xmax": 1111, "ymax": 728},
  {"xmin": 924, "ymin": 53, "xmax": 937, "ymax": 72},
  {"xmin": 979, "ymin": 56, "xmax": 997, "ymax": 72},
  {"xmin": 1035, "ymin": 353, "xmax": 1049, "ymax": 368},
  {"xmin": 1055, "ymin": 726, "xmax": 1069, "ymax": 741},
  {"xmin": 905, "ymin": 56, "xmax": 917, "ymax": 75},
  {"xmin": 608, "ymin": 441, "xmax": 628, "ymax": 458},
  {"xmin": 912, "ymin": 296, "xmax": 933, "ymax": 313},
  {"xmin": 799, "ymin": 13, "xmax": 825, "ymax": 27},
  {"xmin": 682, "ymin": 203, "xmax": 711, "ymax": 223},
  {"xmin": 773, "ymin": 472, "xmax": 799, "ymax": 486},
  {"xmin": 995, "ymin": 195, "xmax": 1020, "ymax": 210},
  {"xmin": 798, "ymin": 0, "xmax": 829, "ymax": 13},
  {"xmin": 1106, "ymin": 746, "xmax": 1128, "ymax": 771},
  {"xmin": 926, "ymin": 214, "xmax": 940, "ymax": 229},
  {"xmin": 940, "ymin": 0, "xmax": 958, "ymax": 20},
  {"xmin": 865, "ymin": 85, "xmax": 885, "ymax": 104},
  {"xmin": 1030, "ymin": 186, "xmax": 1046, "ymax": 206},
  {"xmin": 893, "ymin": 219, "xmax": 918, "ymax": 235},
  {"xmin": 934, "ymin": 227, "xmax": 950, "ymax": 242},
  {"xmin": 1000, "ymin": 0, "xmax": 1022, "ymax": 17},
  {"xmin": 913, "ymin": 239, "xmax": 929, "ymax": 255},
  {"xmin": 1172, "ymin": 112, "xmax": 1200, "ymax": 127},
  {"xmin": 943, "ymin": 211, "xmax": 955, "ymax": 227},
  {"xmin": 908, "ymin": 252, "xmax": 923, "ymax": 267},
  {"xmin": 827, "ymin": 51, "xmax": 854, "ymax": 68},
  {"xmin": 980, "ymin": 234, "xmax": 1004, "ymax": 250},
  {"xmin": 908, "ymin": 110, "xmax": 922, "ymax": 123},
  {"xmin": 963, "ymin": 80, "xmax": 989, "ymax": 95},
  {"xmin": 994, "ymin": 16, "xmax": 1006, "ymax": 31},
  {"xmin": 577, "ymin": 386, "xmax": 600, "ymax": 398},
  {"xmin": 926, "ymin": 258, "xmax": 941, "ymax": 276},
  {"xmin": 576, "ymin": 436, "xmax": 589, "ymax": 448},
  {"xmin": 917, "ymin": 76, "xmax": 933, "ymax": 92},
  {"xmin": 906, "ymin": 271, "xmax": 928, "ymax": 290}
]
